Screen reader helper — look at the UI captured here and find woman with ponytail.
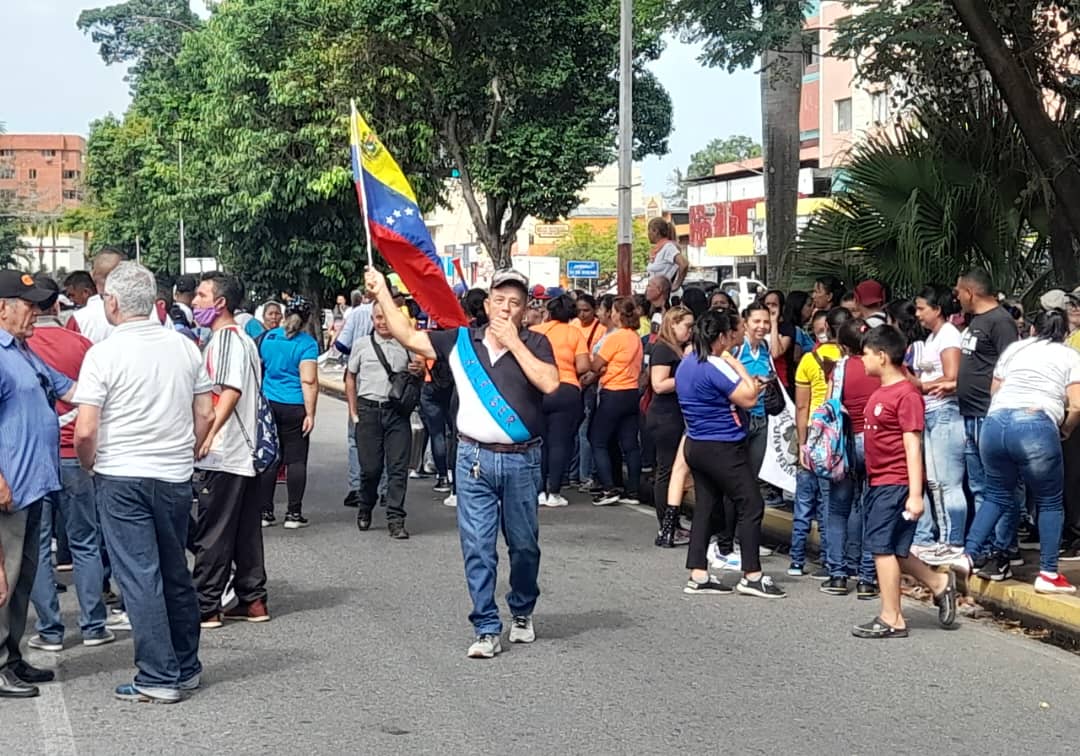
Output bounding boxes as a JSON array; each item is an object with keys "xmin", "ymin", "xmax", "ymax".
[
  {"xmin": 674, "ymin": 310, "xmax": 786, "ymax": 598},
  {"xmin": 256, "ymin": 296, "xmax": 320, "ymax": 528}
]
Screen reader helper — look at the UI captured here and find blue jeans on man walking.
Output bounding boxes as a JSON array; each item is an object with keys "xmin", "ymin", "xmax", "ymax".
[
  {"xmin": 824, "ymin": 433, "xmax": 876, "ymax": 582},
  {"xmin": 966, "ymin": 410, "xmax": 1064, "ymax": 572},
  {"xmin": 30, "ymin": 460, "xmax": 108, "ymax": 643},
  {"xmin": 455, "ymin": 441, "xmax": 542, "ymax": 636},
  {"xmin": 790, "ymin": 468, "xmax": 829, "ymax": 568},
  {"xmin": 95, "ymin": 474, "xmax": 201, "ymax": 691}
]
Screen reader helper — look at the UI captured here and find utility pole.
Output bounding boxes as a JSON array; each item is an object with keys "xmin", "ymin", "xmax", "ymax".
[
  {"xmin": 616, "ymin": 0, "xmax": 633, "ymax": 296},
  {"xmin": 178, "ymin": 137, "xmax": 186, "ymax": 275}
]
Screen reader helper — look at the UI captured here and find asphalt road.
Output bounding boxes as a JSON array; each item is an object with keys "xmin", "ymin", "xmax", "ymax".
[{"xmin": 3, "ymin": 396, "xmax": 1079, "ymax": 755}]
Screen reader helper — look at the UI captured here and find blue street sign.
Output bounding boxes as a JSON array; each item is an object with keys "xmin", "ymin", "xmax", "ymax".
[{"xmin": 566, "ymin": 260, "xmax": 600, "ymax": 279}]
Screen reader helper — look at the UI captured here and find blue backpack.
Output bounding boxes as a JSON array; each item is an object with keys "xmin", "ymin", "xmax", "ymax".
[
  {"xmin": 802, "ymin": 355, "xmax": 850, "ymax": 482},
  {"xmin": 236, "ymin": 329, "xmax": 280, "ymax": 473}
]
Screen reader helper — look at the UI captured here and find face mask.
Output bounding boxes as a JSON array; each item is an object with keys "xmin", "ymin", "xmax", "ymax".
[
  {"xmin": 193, "ymin": 306, "xmax": 219, "ymax": 327},
  {"xmin": 816, "ymin": 331, "xmax": 829, "ymax": 344}
]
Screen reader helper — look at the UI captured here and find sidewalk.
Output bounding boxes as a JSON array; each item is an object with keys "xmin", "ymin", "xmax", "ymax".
[{"xmin": 761, "ymin": 507, "xmax": 1080, "ymax": 638}]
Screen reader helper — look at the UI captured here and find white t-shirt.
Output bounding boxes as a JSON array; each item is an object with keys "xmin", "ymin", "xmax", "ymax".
[
  {"xmin": 197, "ymin": 325, "xmax": 262, "ymax": 477},
  {"xmin": 73, "ymin": 319, "xmax": 212, "ymax": 483},
  {"xmin": 646, "ymin": 241, "xmax": 681, "ymax": 284},
  {"xmin": 990, "ymin": 338, "xmax": 1080, "ymax": 425},
  {"xmin": 916, "ymin": 322, "xmax": 962, "ymax": 412},
  {"xmin": 71, "ymin": 295, "xmax": 115, "ymax": 344}
]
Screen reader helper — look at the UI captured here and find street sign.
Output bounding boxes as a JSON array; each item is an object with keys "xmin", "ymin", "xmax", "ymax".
[{"xmin": 567, "ymin": 260, "xmax": 600, "ymax": 279}]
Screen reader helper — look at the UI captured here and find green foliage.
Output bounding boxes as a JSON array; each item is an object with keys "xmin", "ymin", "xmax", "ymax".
[
  {"xmin": 687, "ymin": 135, "xmax": 762, "ymax": 178},
  {"xmin": 672, "ymin": 0, "xmax": 809, "ymax": 71},
  {"xmin": 791, "ymin": 86, "xmax": 1050, "ymax": 298},
  {"xmin": 553, "ymin": 219, "xmax": 651, "ymax": 287}
]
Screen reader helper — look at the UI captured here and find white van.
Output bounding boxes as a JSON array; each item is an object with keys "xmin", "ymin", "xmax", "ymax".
[{"xmin": 719, "ymin": 277, "xmax": 767, "ymax": 309}]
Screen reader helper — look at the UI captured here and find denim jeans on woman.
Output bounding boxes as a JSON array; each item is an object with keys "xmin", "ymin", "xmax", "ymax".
[
  {"xmin": 30, "ymin": 460, "xmax": 108, "ymax": 643},
  {"xmin": 964, "ymin": 415, "xmax": 1017, "ymax": 550},
  {"xmin": 965, "ymin": 409, "xmax": 1065, "ymax": 572},
  {"xmin": 455, "ymin": 440, "xmax": 542, "ymax": 635},
  {"xmin": 915, "ymin": 401, "xmax": 968, "ymax": 546},
  {"xmin": 575, "ymin": 384, "xmax": 598, "ymax": 483},
  {"xmin": 825, "ymin": 433, "xmax": 875, "ymax": 582},
  {"xmin": 790, "ymin": 469, "xmax": 829, "ymax": 569}
]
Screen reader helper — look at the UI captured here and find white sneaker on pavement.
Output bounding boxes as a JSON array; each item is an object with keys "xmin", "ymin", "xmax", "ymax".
[
  {"xmin": 544, "ymin": 494, "xmax": 569, "ymax": 508},
  {"xmin": 106, "ymin": 610, "xmax": 132, "ymax": 632},
  {"xmin": 508, "ymin": 616, "xmax": 535, "ymax": 644},
  {"xmin": 443, "ymin": 493, "xmax": 457, "ymax": 508},
  {"xmin": 467, "ymin": 634, "xmax": 502, "ymax": 659},
  {"xmin": 537, "ymin": 492, "xmax": 548, "ymax": 506}
]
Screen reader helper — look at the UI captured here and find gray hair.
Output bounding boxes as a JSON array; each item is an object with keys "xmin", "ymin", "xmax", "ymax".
[
  {"xmin": 651, "ymin": 275, "xmax": 672, "ymax": 298},
  {"xmin": 105, "ymin": 262, "xmax": 157, "ymax": 318},
  {"xmin": 350, "ymin": 289, "xmax": 363, "ymax": 306}
]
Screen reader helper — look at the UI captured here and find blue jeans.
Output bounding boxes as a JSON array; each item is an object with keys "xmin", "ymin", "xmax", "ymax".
[
  {"xmin": 95, "ymin": 474, "xmax": 201, "ymax": 690},
  {"xmin": 824, "ymin": 434, "xmax": 875, "ymax": 582},
  {"xmin": 347, "ymin": 416, "xmax": 362, "ymax": 491},
  {"xmin": 30, "ymin": 460, "xmax": 107, "ymax": 642},
  {"xmin": 964, "ymin": 414, "xmax": 1014, "ymax": 549},
  {"xmin": 917, "ymin": 403, "xmax": 968, "ymax": 546},
  {"xmin": 455, "ymin": 441, "xmax": 542, "ymax": 635},
  {"xmin": 420, "ymin": 385, "xmax": 453, "ymax": 478},
  {"xmin": 576, "ymin": 385, "xmax": 597, "ymax": 482},
  {"xmin": 966, "ymin": 410, "xmax": 1064, "ymax": 572},
  {"xmin": 791, "ymin": 468, "xmax": 829, "ymax": 567}
]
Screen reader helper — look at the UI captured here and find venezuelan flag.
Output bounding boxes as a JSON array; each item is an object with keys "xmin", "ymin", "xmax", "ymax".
[{"xmin": 350, "ymin": 101, "xmax": 468, "ymax": 328}]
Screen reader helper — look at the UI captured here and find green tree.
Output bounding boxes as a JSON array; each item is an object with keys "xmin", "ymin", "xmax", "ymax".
[
  {"xmin": 553, "ymin": 219, "xmax": 651, "ymax": 288},
  {"xmin": 673, "ymin": 0, "xmax": 806, "ymax": 284},
  {"xmin": 687, "ymin": 135, "xmax": 762, "ymax": 178}
]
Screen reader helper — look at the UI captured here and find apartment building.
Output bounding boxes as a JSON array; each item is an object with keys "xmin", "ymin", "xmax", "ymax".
[{"xmin": 0, "ymin": 134, "xmax": 86, "ymax": 214}]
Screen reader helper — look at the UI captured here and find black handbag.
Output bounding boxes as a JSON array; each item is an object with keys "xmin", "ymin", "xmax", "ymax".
[
  {"xmin": 763, "ymin": 379, "xmax": 786, "ymax": 417},
  {"xmin": 369, "ymin": 335, "xmax": 422, "ymax": 415}
]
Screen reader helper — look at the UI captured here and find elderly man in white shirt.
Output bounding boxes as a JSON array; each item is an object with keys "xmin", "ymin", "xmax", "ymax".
[{"xmin": 74, "ymin": 261, "xmax": 214, "ymax": 705}]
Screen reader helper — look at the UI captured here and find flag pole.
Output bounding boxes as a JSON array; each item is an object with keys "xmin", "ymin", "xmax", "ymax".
[{"xmin": 351, "ymin": 99, "xmax": 375, "ymax": 269}]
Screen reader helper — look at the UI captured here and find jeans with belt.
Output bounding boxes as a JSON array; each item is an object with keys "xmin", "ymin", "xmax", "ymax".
[
  {"xmin": 455, "ymin": 440, "xmax": 542, "ymax": 635},
  {"xmin": 30, "ymin": 459, "xmax": 108, "ymax": 642},
  {"xmin": 966, "ymin": 409, "xmax": 1064, "ymax": 572}
]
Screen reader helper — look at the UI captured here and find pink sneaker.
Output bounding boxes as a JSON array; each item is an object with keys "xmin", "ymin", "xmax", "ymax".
[{"xmin": 1034, "ymin": 572, "xmax": 1077, "ymax": 594}]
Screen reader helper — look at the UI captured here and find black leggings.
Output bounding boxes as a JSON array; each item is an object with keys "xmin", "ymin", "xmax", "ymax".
[
  {"xmin": 646, "ymin": 409, "xmax": 684, "ymax": 524},
  {"xmin": 683, "ymin": 438, "xmax": 764, "ymax": 574},
  {"xmin": 590, "ymin": 389, "xmax": 641, "ymax": 494},
  {"xmin": 541, "ymin": 383, "xmax": 583, "ymax": 495},
  {"xmin": 259, "ymin": 402, "xmax": 309, "ymax": 516}
]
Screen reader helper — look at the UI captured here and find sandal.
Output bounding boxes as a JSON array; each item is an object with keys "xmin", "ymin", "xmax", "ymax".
[
  {"xmin": 933, "ymin": 570, "xmax": 958, "ymax": 628},
  {"xmin": 852, "ymin": 616, "xmax": 909, "ymax": 639}
]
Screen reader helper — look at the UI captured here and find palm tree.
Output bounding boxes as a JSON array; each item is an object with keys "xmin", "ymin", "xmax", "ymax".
[{"xmin": 791, "ymin": 84, "xmax": 1051, "ymax": 301}]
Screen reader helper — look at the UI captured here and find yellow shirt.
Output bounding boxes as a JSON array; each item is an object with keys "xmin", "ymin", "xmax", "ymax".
[
  {"xmin": 1067, "ymin": 330, "xmax": 1080, "ymax": 354},
  {"xmin": 794, "ymin": 343, "xmax": 843, "ymax": 411}
]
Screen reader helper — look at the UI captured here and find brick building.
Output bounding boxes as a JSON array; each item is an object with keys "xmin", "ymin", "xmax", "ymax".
[{"xmin": 0, "ymin": 134, "xmax": 86, "ymax": 214}]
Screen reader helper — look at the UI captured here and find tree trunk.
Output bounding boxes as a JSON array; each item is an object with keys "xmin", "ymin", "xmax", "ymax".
[
  {"xmin": 760, "ymin": 29, "xmax": 804, "ymax": 286},
  {"xmin": 951, "ymin": 0, "xmax": 1080, "ymax": 283}
]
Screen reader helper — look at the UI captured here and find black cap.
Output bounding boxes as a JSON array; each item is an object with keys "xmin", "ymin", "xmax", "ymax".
[
  {"xmin": 32, "ymin": 273, "xmax": 60, "ymax": 310},
  {"xmin": 174, "ymin": 274, "xmax": 198, "ymax": 294},
  {"xmin": 0, "ymin": 269, "xmax": 54, "ymax": 304},
  {"xmin": 491, "ymin": 269, "xmax": 529, "ymax": 295}
]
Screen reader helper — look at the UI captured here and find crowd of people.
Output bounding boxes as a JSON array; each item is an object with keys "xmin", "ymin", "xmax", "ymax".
[{"xmin": 2, "ymin": 226, "xmax": 1080, "ymax": 693}]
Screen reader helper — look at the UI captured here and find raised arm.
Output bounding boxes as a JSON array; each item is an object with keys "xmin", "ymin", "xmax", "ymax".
[{"xmin": 365, "ymin": 269, "xmax": 435, "ymax": 359}]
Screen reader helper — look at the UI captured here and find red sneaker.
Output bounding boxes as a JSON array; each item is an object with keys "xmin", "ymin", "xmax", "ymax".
[
  {"xmin": 224, "ymin": 598, "xmax": 271, "ymax": 623},
  {"xmin": 1034, "ymin": 572, "xmax": 1077, "ymax": 594}
]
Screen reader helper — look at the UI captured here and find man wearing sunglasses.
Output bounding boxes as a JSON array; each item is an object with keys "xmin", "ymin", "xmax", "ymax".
[{"xmin": 0, "ymin": 269, "xmax": 79, "ymax": 699}]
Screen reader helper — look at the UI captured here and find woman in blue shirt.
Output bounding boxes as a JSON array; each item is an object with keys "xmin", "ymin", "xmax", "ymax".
[
  {"xmin": 676, "ymin": 310, "xmax": 785, "ymax": 599},
  {"xmin": 256, "ymin": 297, "xmax": 319, "ymax": 528}
]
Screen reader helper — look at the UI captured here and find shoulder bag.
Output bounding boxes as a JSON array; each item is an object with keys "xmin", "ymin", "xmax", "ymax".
[{"xmin": 370, "ymin": 334, "xmax": 422, "ymax": 415}]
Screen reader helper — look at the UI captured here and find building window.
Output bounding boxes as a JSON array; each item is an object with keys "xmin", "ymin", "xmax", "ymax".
[
  {"xmin": 871, "ymin": 91, "xmax": 889, "ymax": 125},
  {"xmin": 0, "ymin": 149, "xmax": 14, "ymax": 157},
  {"xmin": 0, "ymin": 189, "xmax": 15, "ymax": 202},
  {"xmin": 803, "ymin": 32, "xmax": 821, "ymax": 70},
  {"xmin": 41, "ymin": 149, "xmax": 56, "ymax": 158},
  {"xmin": 28, "ymin": 169, "xmax": 37, "ymax": 180},
  {"xmin": 0, "ymin": 167, "xmax": 14, "ymax": 180},
  {"xmin": 835, "ymin": 98, "xmax": 853, "ymax": 132},
  {"xmin": 62, "ymin": 169, "xmax": 79, "ymax": 180},
  {"xmin": 63, "ymin": 189, "xmax": 79, "ymax": 200}
]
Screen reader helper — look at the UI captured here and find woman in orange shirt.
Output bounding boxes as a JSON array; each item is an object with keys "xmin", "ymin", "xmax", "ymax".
[
  {"xmin": 531, "ymin": 295, "xmax": 591, "ymax": 507},
  {"xmin": 589, "ymin": 297, "xmax": 644, "ymax": 506}
]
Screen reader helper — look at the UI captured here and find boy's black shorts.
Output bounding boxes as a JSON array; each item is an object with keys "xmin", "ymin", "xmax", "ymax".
[{"xmin": 864, "ymin": 484, "xmax": 916, "ymax": 557}]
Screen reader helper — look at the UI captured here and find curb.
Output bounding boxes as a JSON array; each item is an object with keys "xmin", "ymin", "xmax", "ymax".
[{"xmin": 762, "ymin": 508, "xmax": 1080, "ymax": 637}]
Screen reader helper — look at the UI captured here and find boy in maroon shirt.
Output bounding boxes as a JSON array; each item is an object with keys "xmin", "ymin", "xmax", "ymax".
[{"xmin": 856, "ymin": 326, "xmax": 957, "ymax": 638}]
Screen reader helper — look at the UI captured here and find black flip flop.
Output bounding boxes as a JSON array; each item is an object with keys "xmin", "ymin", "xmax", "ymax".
[
  {"xmin": 852, "ymin": 616, "xmax": 909, "ymax": 639},
  {"xmin": 934, "ymin": 569, "xmax": 958, "ymax": 628}
]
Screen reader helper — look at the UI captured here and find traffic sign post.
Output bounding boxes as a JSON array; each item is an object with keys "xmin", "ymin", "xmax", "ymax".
[{"xmin": 566, "ymin": 260, "xmax": 600, "ymax": 279}]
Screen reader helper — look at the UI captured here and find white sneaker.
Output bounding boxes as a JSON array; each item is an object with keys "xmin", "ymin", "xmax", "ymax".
[
  {"xmin": 106, "ymin": 610, "xmax": 132, "ymax": 632},
  {"xmin": 221, "ymin": 582, "xmax": 238, "ymax": 612},
  {"xmin": 467, "ymin": 634, "xmax": 502, "ymax": 658},
  {"xmin": 544, "ymin": 494, "xmax": 569, "ymax": 508},
  {"xmin": 443, "ymin": 493, "xmax": 457, "ymax": 507},
  {"xmin": 28, "ymin": 635, "xmax": 63, "ymax": 652},
  {"xmin": 537, "ymin": 492, "xmax": 548, "ymax": 506},
  {"xmin": 82, "ymin": 629, "xmax": 116, "ymax": 648},
  {"xmin": 508, "ymin": 616, "xmax": 535, "ymax": 644}
]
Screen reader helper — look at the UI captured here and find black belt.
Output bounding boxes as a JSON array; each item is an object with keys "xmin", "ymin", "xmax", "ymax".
[
  {"xmin": 358, "ymin": 397, "xmax": 394, "ymax": 409},
  {"xmin": 458, "ymin": 433, "xmax": 541, "ymax": 454}
]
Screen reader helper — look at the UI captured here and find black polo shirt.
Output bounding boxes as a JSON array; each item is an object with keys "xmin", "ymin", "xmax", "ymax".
[{"xmin": 430, "ymin": 325, "xmax": 555, "ymax": 444}]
